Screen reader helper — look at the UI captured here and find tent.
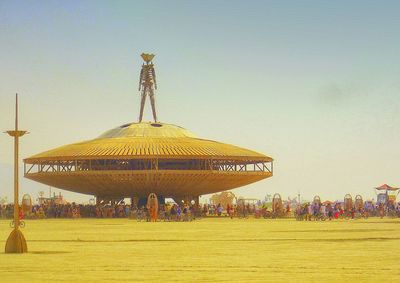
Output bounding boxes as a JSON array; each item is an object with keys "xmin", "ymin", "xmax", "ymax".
[{"xmin": 375, "ymin": 184, "xmax": 399, "ymax": 191}]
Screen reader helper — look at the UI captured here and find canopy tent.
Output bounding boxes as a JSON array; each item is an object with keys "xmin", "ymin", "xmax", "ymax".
[{"xmin": 375, "ymin": 184, "xmax": 399, "ymax": 191}]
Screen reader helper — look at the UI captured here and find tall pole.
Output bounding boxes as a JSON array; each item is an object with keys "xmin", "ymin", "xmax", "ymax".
[
  {"xmin": 14, "ymin": 94, "xmax": 19, "ymax": 229},
  {"xmin": 5, "ymin": 93, "xmax": 28, "ymax": 253}
]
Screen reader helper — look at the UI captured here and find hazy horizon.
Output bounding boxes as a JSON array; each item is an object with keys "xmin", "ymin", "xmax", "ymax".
[{"xmin": 1, "ymin": 1, "xmax": 399, "ymax": 203}]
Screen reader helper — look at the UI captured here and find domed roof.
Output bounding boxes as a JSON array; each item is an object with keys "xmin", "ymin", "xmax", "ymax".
[
  {"xmin": 98, "ymin": 122, "xmax": 197, "ymax": 139},
  {"xmin": 24, "ymin": 122, "xmax": 272, "ymax": 162}
]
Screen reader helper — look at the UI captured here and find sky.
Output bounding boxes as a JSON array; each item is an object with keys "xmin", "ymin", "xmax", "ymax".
[{"xmin": 0, "ymin": 0, "xmax": 399, "ymax": 203}]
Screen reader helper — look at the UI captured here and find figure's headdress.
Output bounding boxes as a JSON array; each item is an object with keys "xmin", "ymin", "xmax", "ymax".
[{"xmin": 141, "ymin": 53, "xmax": 155, "ymax": 63}]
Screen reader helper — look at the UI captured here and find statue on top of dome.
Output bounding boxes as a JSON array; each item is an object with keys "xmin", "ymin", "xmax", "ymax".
[{"xmin": 138, "ymin": 53, "xmax": 157, "ymax": 122}]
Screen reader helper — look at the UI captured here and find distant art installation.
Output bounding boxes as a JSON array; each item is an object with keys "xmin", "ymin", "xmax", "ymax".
[
  {"xmin": 22, "ymin": 194, "xmax": 33, "ymax": 218},
  {"xmin": 313, "ymin": 195, "xmax": 321, "ymax": 206},
  {"xmin": 344, "ymin": 194, "xmax": 353, "ymax": 212},
  {"xmin": 147, "ymin": 193, "xmax": 159, "ymax": 222},
  {"xmin": 354, "ymin": 195, "xmax": 363, "ymax": 211},
  {"xmin": 210, "ymin": 191, "xmax": 236, "ymax": 208},
  {"xmin": 272, "ymin": 193, "xmax": 283, "ymax": 214}
]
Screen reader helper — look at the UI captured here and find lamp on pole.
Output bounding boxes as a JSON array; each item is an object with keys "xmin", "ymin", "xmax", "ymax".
[{"xmin": 5, "ymin": 93, "xmax": 28, "ymax": 253}]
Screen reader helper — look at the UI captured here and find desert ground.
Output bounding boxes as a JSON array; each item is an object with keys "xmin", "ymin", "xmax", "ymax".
[{"xmin": 0, "ymin": 218, "xmax": 399, "ymax": 282}]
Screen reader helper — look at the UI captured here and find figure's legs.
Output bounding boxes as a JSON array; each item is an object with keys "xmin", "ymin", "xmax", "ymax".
[
  {"xmin": 139, "ymin": 90, "xmax": 147, "ymax": 122},
  {"xmin": 149, "ymin": 89, "xmax": 157, "ymax": 122}
]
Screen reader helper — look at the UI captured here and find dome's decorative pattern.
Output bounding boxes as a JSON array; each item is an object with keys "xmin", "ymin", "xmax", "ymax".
[{"xmin": 25, "ymin": 122, "xmax": 271, "ymax": 162}]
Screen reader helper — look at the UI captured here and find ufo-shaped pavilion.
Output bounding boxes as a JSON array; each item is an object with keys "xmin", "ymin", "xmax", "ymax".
[
  {"xmin": 24, "ymin": 122, "xmax": 273, "ymax": 202},
  {"xmin": 24, "ymin": 54, "xmax": 273, "ymax": 204}
]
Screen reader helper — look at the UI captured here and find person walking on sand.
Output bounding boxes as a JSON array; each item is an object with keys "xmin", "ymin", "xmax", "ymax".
[{"xmin": 379, "ymin": 203, "xmax": 385, "ymax": 219}]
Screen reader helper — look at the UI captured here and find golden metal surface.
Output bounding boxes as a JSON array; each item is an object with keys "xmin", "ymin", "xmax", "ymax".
[{"xmin": 25, "ymin": 122, "xmax": 272, "ymax": 162}]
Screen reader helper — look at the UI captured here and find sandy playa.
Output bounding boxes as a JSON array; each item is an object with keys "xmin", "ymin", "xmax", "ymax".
[{"xmin": 0, "ymin": 218, "xmax": 399, "ymax": 282}]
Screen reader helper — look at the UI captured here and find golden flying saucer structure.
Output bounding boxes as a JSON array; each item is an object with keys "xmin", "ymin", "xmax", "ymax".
[{"xmin": 24, "ymin": 54, "xmax": 273, "ymax": 204}]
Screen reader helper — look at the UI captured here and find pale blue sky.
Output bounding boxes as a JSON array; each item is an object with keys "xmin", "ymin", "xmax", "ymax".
[{"xmin": 0, "ymin": 0, "xmax": 399, "ymax": 203}]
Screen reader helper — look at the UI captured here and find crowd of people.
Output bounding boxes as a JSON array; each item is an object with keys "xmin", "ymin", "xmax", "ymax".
[
  {"xmin": 0, "ymin": 202, "xmax": 202, "ymax": 221},
  {"xmin": 0, "ymin": 199, "xmax": 399, "ymax": 221},
  {"xmin": 295, "ymin": 201, "xmax": 400, "ymax": 221}
]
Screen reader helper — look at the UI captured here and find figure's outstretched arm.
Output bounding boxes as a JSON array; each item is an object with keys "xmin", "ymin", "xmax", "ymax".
[{"xmin": 151, "ymin": 67, "xmax": 157, "ymax": 90}]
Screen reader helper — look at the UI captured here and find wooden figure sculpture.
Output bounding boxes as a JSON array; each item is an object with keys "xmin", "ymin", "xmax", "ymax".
[{"xmin": 138, "ymin": 53, "xmax": 157, "ymax": 122}]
